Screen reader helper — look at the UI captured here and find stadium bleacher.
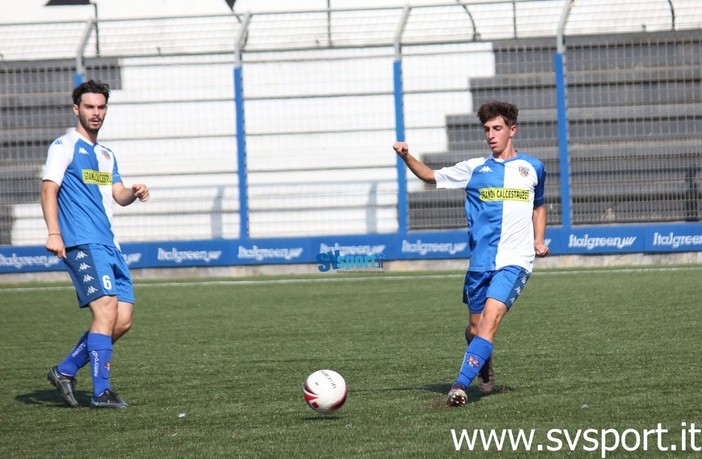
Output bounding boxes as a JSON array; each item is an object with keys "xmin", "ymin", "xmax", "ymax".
[
  {"xmin": 409, "ymin": 29, "xmax": 702, "ymax": 230},
  {"xmin": 0, "ymin": 58, "xmax": 121, "ymax": 244},
  {"xmin": 2, "ymin": 29, "xmax": 701, "ymax": 242}
]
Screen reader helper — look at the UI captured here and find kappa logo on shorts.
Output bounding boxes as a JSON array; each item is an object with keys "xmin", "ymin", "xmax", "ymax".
[
  {"xmin": 75, "ymin": 251, "xmax": 88, "ymax": 260},
  {"xmin": 78, "ymin": 262, "xmax": 91, "ymax": 272},
  {"xmin": 82, "ymin": 274, "xmax": 94, "ymax": 283},
  {"xmin": 86, "ymin": 285, "xmax": 98, "ymax": 295}
]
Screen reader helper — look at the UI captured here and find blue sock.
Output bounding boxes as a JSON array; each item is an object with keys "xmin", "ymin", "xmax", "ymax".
[
  {"xmin": 465, "ymin": 333, "xmax": 492, "ymax": 370},
  {"xmin": 454, "ymin": 336, "xmax": 493, "ymax": 389},
  {"xmin": 87, "ymin": 333, "xmax": 113, "ymax": 397},
  {"xmin": 57, "ymin": 331, "xmax": 89, "ymax": 377}
]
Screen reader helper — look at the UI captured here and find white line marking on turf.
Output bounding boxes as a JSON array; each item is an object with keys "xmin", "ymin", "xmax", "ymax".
[{"xmin": 1, "ymin": 266, "xmax": 700, "ymax": 292}]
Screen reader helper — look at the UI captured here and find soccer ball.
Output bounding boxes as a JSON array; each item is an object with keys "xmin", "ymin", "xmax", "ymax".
[{"xmin": 303, "ymin": 369, "xmax": 348, "ymax": 414}]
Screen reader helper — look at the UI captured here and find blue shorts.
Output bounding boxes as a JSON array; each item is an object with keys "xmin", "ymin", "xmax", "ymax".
[
  {"xmin": 462, "ymin": 266, "xmax": 531, "ymax": 314},
  {"xmin": 63, "ymin": 244, "xmax": 135, "ymax": 308}
]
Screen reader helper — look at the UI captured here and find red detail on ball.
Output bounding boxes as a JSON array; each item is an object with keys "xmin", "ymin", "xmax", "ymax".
[
  {"xmin": 303, "ymin": 383, "xmax": 319, "ymax": 407},
  {"xmin": 328, "ymin": 386, "xmax": 348, "ymax": 411}
]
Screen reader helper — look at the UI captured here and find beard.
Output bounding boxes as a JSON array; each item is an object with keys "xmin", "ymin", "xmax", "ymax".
[{"xmin": 79, "ymin": 115, "xmax": 103, "ymax": 136}]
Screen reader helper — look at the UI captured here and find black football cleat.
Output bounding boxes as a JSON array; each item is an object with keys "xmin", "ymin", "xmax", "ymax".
[
  {"xmin": 90, "ymin": 389, "xmax": 128, "ymax": 409},
  {"xmin": 47, "ymin": 366, "xmax": 79, "ymax": 408}
]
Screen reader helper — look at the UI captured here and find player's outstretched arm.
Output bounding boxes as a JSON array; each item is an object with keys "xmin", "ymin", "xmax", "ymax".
[
  {"xmin": 113, "ymin": 182, "xmax": 150, "ymax": 206},
  {"xmin": 392, "ymin": 141, "xmax": 436, "ymax": 184}
]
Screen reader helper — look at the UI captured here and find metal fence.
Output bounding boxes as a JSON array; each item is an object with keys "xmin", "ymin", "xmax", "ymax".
[{"xmin": 1, "ymin": 0, "xmax": 701, "ymax": 249}]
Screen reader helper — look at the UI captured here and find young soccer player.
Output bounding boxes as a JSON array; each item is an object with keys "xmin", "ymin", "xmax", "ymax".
[
  {"xmin": 42, "ymin": 80, "xmax": 150, "ymax": 408},
  {"xmin": 393, "ymin": 101, "xmax": 549, "ymax": 406}
]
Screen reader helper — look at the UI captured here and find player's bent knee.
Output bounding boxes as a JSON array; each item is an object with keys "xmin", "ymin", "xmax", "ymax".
[{"xmin": 112, "ymin": 321, "xmax": 132, "ymax": 341}]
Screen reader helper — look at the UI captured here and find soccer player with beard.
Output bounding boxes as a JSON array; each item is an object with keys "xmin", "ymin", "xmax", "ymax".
[{"xmin": 42, "ymin": 80, "xmax": 149, "ymax": 408}]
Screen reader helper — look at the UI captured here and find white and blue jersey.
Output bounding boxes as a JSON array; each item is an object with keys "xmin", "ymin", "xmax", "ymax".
[
  {"xmin": 43, "ymin": 129, "xmax": 123, "ymax": 249},
  {"xmin": 434, "ymin": 152, "xmax": 546, "ymax": 272}
]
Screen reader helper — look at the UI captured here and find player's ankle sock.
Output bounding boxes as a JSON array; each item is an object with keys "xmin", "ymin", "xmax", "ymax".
[
  {"xmin": 454, "ymin": 336, "xmax": 493, "ymax": 389},
  {"xmin": 57, "ymin": 331, "xmax": 89, "ymax": 377},
  {"xmin": 87, "ymin": 333, "xmax": 113, "ymax": 396}
]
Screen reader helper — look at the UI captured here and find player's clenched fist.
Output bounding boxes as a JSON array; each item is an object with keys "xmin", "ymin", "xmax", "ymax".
[
  {"xmin": 392, "ymin": 141, "xmax": 409, "ymax": 158},
  {"xmin": 132, "ymin": 184, "xmax": 150, "ymax": 202}
]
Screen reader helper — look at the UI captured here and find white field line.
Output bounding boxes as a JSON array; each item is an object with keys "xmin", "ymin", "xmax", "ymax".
[{"xmin": 1, "ymin": 266, "xmax": 701, "ymax": 292}]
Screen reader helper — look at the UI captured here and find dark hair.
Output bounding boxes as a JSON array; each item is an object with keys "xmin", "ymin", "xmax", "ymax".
[
  {"xmin": 72, "ymin": 80, "xmax": 110, "ymax": 106},
  {"xmin": 477, "ymin": 101, "xmax": 518, "ymax": 126}
]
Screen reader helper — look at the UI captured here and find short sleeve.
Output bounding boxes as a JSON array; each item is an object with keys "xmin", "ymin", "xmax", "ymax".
[
  {"xmin": 42, "ymin": 139, "xmax": 72, "ymax": 185},
  {"xmin": 434, "ymin": 160, "xmax": 474, "ymax": 189},
  {"xmin": 112, "ymin": 154, "xmax": 123, "ymax": 185},
  {"xmin": 533, "ymin": 161, "xmax": 547, "ymax": 208}
]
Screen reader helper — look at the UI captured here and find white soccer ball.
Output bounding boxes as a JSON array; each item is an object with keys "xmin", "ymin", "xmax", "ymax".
[{"xmin": 303, "ymin": 369, "xmax": 348, "ymax": 414}]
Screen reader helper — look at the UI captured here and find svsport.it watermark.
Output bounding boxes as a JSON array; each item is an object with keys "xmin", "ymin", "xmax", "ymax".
[
  {"xmin": 316, "ymin": 249, "xmax": 385, "ymax": 273},
  {"xmin": 450, "ymin": 422, "xmax": 701, "ymax": 457}
]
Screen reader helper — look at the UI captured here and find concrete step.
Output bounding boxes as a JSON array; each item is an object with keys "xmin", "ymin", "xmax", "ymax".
[
  {"xmin": 468, "ymin": 66, "xmax": 702, "ymax": 110},
  {"xmin": 0, "ymin": 125, "xmax": 68, "ymax": 144},
  {"xmin": 0, "ymin": 163, "xmax": 43, "ymax": 203},
  {"xmin": 0, "ymin": 92, "xmax": 69, "ymax": 110},
  {"xmin": 0, "ymin": 141, "xmax": 50, "ymax": 163},
  {"xmin": 0, "ymin": 106, "xmax": 73, "ymax": 130},
  {"xmin": 0, "ymin": 57, "xmax": 122, "ymax": 94},
  {"xmin": 446, "ymin": 104, "xmax": 702, "ymax": 151},
  {"xmin": 489, "ymin": 30, "xmax": 702, "ymax": 75}
]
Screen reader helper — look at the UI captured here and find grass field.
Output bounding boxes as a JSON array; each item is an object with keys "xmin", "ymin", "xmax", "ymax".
[{"xmin": 1, "ymin": 266, "xmax": 701, "ymax": 458}]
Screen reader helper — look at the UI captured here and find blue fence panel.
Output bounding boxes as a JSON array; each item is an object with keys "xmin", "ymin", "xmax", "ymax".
[{"xmin": 3, "ymin": 222, "xmax": 701, "ymax": 273}]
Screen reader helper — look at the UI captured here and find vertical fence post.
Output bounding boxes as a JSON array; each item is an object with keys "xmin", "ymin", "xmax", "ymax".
[
  {"xmin": 73, "ymin": 18, "xmax": 94, "ymax": 87},
  {"xmin": 553, "ymin": 52, "xmax": 571, "ymax": 229},
  {"xmin": 393, "ymin": 60, "xmax": 408, "ymax": 235},
  {"xmin": 234, "ymin": 13, "xmax": 251, "ymax": 241},
  {"xmin": 555, "ymin": 0, "xmax": 574, "ymax": 229},
  {"xmin": 393, "ymin": 6, "xmax": 411, "ymax": 234},
  {"xmin": 73, "ymin": 69, "xmax": 84, "ymax": 88}
]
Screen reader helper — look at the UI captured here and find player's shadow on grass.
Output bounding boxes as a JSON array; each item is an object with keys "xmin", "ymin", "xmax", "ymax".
[
  {"xmin": 15, "ymin": 388, "xmax": 92, "ymax": 408},
  {"xmin": 422, "ymin": 382, "xmax": 512, "ymax": 406}
]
